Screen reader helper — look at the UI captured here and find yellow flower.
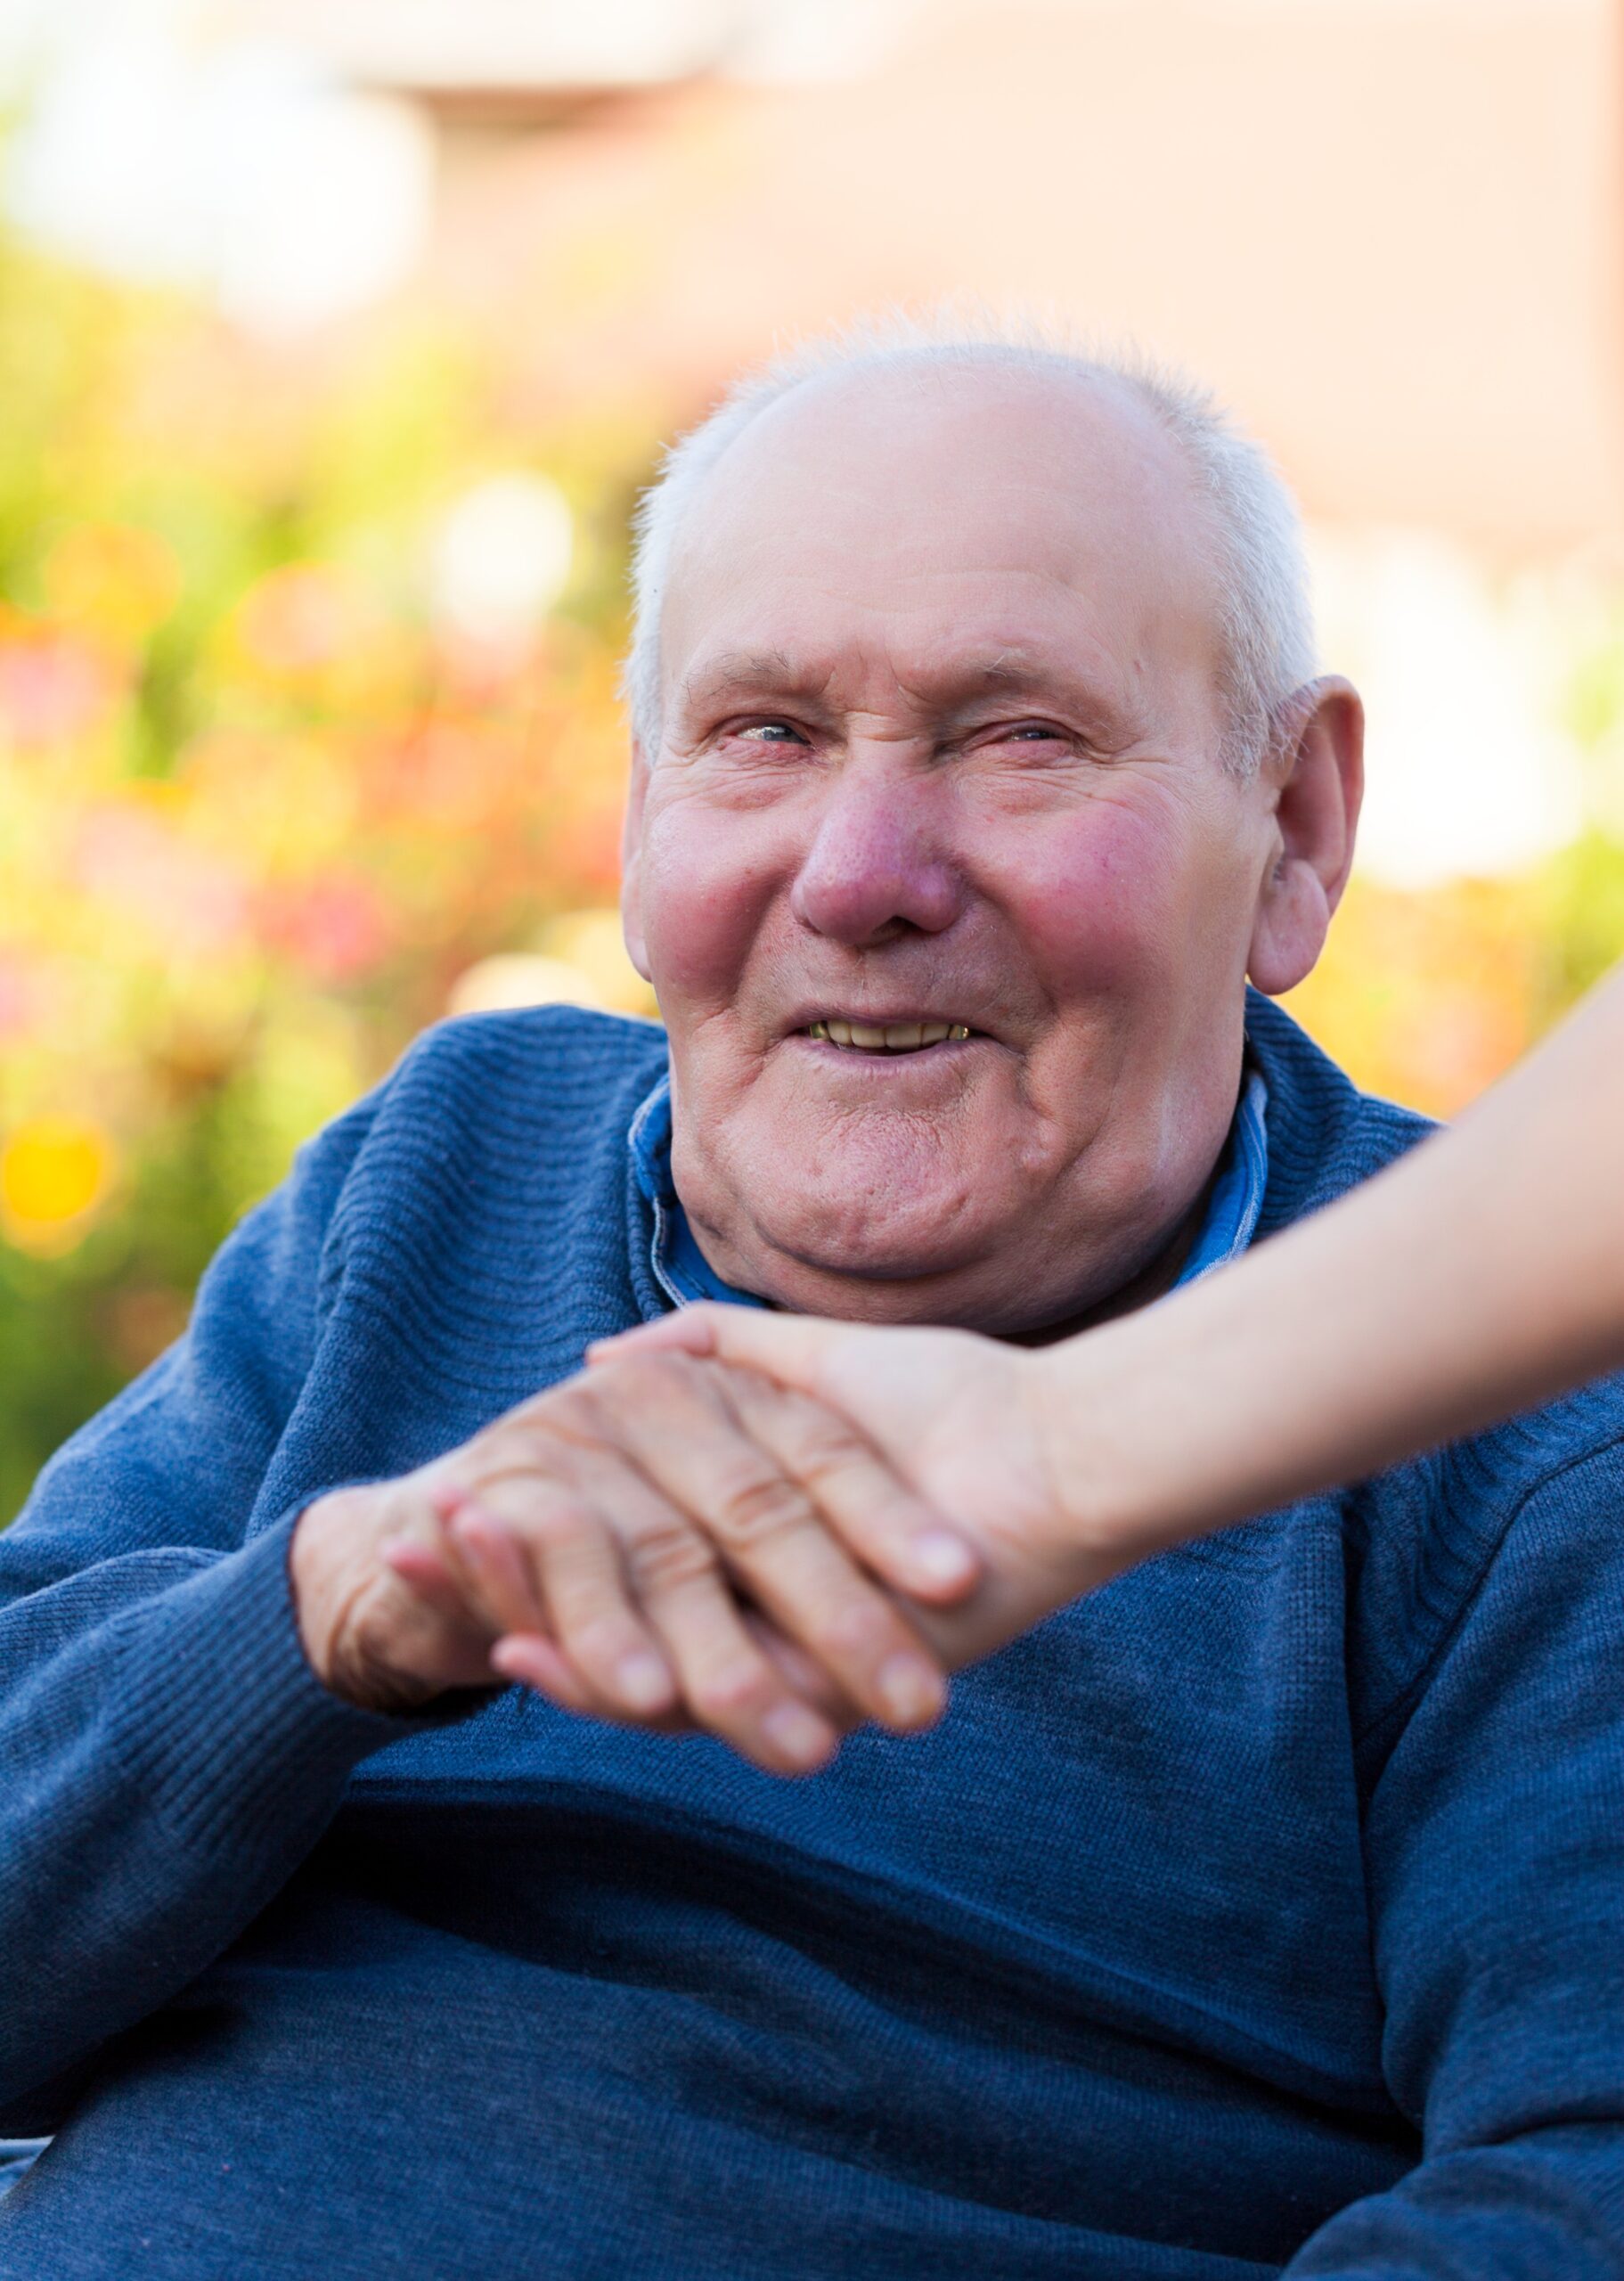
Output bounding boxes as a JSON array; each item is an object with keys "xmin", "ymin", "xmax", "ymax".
[
  {"xmin": 1, "ymin": 1115, "xmax": 117, "ymax": 1254},
  {"xmin": 42, "ymin": 523, "xmax": 182, "ymax": 651}
]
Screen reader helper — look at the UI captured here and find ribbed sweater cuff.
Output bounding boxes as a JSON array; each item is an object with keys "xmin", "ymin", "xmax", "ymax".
[{"xmin": 110, "ymin": 1506, "xmax": 471, "ymax": 1867}]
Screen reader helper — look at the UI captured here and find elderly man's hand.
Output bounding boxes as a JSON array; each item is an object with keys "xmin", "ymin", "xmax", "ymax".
[
  {"xmin": 289, "ymin": 1352, "xmax": 981, "ymax": 1774},
  {"xmin": 589, "ymin": 1305, "xmax": 1151, "ymax": 1676}
]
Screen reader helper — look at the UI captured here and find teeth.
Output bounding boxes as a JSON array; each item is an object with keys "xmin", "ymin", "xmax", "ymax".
[{"xmin": 805, "ymin": 1018, "xmax": 974, "ymax": 1052}]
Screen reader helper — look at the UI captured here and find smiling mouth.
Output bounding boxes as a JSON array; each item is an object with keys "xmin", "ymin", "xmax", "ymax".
[{"xmin": 805, "ymin": 1018, "xmax": 974, "ymax": 1054}]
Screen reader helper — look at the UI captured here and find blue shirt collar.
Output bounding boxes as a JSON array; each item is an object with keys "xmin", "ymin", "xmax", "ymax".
[{"xmin": 629, "ymin": 1056, "xmax": 1269, "ymax": 1315}]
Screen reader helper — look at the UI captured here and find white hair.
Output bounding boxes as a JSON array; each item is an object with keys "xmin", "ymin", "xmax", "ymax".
[{"xmin": 624, "ymin": 311, "xmax": 1318, "ymax": 775}]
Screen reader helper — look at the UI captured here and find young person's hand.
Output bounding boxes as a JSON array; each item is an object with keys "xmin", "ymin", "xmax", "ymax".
[
  {"xmin": 589, "ymin": 1308, "xmax": 1145, "ymax": 1670},
  {"xmin": 290, "ymin": 1349, "xmax": 983, "ymax": 1775}
]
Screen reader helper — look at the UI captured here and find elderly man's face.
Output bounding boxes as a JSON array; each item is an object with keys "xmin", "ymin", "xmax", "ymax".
[{"xmin": 623, "ymin": 364, "xmax": 1356, "ymax": 1332}]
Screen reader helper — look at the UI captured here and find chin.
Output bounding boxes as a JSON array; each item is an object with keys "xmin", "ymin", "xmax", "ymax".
[{"xmin": 749, "ymin": 1182, "xmax": 990, "ymax": 1287}]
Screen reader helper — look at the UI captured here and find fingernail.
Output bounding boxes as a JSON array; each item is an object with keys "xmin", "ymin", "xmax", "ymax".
[
  {"xmin": 762, "ymin": 1703, "xmax": 834, "ymax": 1767},
  {"xmin": 910, "ymin": 1529, "xmax": 976, "ymax": 1587},
  {"xmin": 616, "ymin": 1651, "xmax": 672, "ymax": 1711},
  {"xmin": 876, "ymin": 1655, "xmax": 945, "ymax": 1728}
]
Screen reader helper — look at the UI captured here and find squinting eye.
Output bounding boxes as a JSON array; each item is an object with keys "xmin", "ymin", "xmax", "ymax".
[{"xmin": 740, "ymin": 721, "xmax": 806, "ymax": 744}]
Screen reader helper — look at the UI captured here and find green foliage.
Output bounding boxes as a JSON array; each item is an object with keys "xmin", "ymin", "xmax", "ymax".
[{"xmin": 0, "ymin": 222, "xmax": 651, "ymax": 1519}]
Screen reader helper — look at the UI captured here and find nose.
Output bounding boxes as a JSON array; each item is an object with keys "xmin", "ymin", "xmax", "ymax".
[{"xmin": 789, "ymin": 765, "xmax": 965, "ymax": 946}]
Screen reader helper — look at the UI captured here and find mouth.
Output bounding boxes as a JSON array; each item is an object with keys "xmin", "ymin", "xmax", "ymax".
[{"xmin": 803, "ymin": 1017, "xmax": 975, "ymax": 1056}]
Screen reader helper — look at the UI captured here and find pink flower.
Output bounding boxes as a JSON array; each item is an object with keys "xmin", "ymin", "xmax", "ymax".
[
  {"xmin": 73, "ymin": 807, "xmax": 249, "ymax": 955},
  {"xmin": 0, "ymin": 629, "xmax": 112, "ymax": 745},
  {"xmin": 259, "ymin": 872, "xmax": 391, "ymax": 982}
]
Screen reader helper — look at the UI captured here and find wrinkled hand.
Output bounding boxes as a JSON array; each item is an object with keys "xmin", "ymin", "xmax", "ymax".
[
  {"xmin": 590, "ymin": 1306, "xmax": 1135, "ymax": 1673},
  {"xmin": 290, "ymin": 1350, "xmax": 982, "ymax": 1774}
]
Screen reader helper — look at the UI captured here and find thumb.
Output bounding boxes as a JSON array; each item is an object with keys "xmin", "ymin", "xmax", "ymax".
[{"xmin": 587, "ymin": 1302, "xmax": 858, "ymax": 1396}]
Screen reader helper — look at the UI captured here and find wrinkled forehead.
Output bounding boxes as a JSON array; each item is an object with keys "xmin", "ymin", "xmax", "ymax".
[{"xmin": 660, "ymin": 363, "xmax": 1227, "ymax": 715}]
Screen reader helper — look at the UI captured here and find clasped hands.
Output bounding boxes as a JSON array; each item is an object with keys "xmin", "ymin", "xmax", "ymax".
[{"xmin": 290, "ymin": 1308, "xmax": 1136, "ymax": 1774}]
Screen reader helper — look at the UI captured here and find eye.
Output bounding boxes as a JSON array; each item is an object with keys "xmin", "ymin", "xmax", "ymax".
[
  {"xmin": 714, "ymin": 716, "xmax": 814, "ymax": 755},
  {"xmin": 738, "ymin": 719, "xmax": 809, "ymax": 745},
  {"xmin": 977, "ymin": 720, "xmax": 1075, "ymax": 754}
]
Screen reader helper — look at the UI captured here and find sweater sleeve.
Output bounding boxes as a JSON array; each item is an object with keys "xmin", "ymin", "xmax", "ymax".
[
  {"xmin": 1286, "ymin": 1435, "xmax": 1624, "ymax": 2277},
  {"xmin": 0, "ymin": 1098, "xmax": 454, "ymax": 2132}
]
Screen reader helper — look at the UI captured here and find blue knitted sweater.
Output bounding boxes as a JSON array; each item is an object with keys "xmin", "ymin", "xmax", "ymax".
[{"xmin": 3, "ymin": 996, "xmax": 1622, "ymax": 2278}]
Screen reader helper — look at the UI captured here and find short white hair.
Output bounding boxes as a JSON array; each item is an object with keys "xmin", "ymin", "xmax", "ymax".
[{"xmin": 624, "ymin": 312, "xmax": 1317, "ymax": 775}]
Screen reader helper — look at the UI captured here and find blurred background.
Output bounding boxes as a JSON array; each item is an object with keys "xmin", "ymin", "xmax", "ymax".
[{"xmin": 2, "ymin": 0, "xmax": 1623, "ymax": 1517}]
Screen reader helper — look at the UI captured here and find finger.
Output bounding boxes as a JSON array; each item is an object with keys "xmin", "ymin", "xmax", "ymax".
[
  {"xmin": 586, "ymin": 1320, "xmax": 979, "ymax": 1599},
  {"xmin": 588, "ymin": 1302, "xmax": 849, "ymax": 1386},
  {"xmin": 382, "ymin": 1541, "xmax": 473, "ymax": 1623},
  {"xmin": 488, "ymin": 1629, "xmax": 597, "ymax": 1713},
  {"xmin": 472, "ymin": 1471, "xmax": 678, "ymax": 1720},
  {"xmin": 743, "ymin": 1611, "xmax": 863, "ymax": 1733},
  {"xmin": 381, "ymin": 1524, "xmax": 478, "ymax": 1625},
  {"xmin": 443, "ymin": 1498, "xmax": 551, "ymax": 1638},
  {"xmin": 720, "ymin": 1363, "xmax": 976, "ymax": 1604},
  {"xmin": 639, "ymin": 1553, "xmax": 841, "ymax": 1776},
  {"xmin": 491, "ymin": 1630, "xmax": 695, "ymax": 1737},
  {"xmin": 545, "ymin": 1445, "xmax": 841, "ymax": 1774},
  {"xmin": 599, "ymin": 1360, "xmax": 949, "ymax": 1734}
]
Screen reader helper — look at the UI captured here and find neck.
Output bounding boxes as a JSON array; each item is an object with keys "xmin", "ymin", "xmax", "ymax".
[{"xmin": 1000, "ymin": 1166, "xmax": 1220, "ymax": 1345}]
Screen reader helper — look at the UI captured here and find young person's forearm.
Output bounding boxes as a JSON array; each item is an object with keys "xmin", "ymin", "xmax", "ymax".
[{"xmin": 1048, "ymin": 963, "xmax": 1624, "ymax": 1550}]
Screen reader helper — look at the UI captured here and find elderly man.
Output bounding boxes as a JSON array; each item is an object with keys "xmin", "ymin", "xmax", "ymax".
[{"xmin": 4, "ymin": 324, "xmax": 1621, "ymax": 2278}]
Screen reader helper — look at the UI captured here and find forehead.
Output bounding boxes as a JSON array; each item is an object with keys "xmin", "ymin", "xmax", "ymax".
[{"xmin": 661, "ymin": 363, "xmax": 1225, "ymax": 709}]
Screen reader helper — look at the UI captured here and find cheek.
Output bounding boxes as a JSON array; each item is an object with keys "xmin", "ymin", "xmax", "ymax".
[
  {"xmin": 996, "ymin": 800, "xmax": 1209, "ymax": 996},
  {"xmin": 637, "ymin": 799, "xmax": 787, "ymax": 1006}
]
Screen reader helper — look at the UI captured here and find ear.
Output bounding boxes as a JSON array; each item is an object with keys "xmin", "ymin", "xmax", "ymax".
[
  {"xmin": 1247, "ymin": 676, "xmax": 1364, "ymax": 998},
  {"xmin": 619, "ymin": 737, "xmax": 655, "ymax": 983}
]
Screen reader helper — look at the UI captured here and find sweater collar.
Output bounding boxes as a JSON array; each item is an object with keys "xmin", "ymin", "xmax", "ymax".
[{"xmin": 627, "ymin": 1045, "xmax": 1269, "ymax": 1318}]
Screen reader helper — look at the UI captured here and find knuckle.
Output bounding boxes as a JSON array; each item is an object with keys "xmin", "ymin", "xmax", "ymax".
[
  {"xmin": 804, "ymin": 1596, "xmax": 895, "ymax": 1666},
  {"xmin": 560, "ymin": 1613, "xmax": 636, "ymax": 1669},
  {"xmin": 689, "ymin": 1657, "xmax": 773, "ymax": 1722},
  {"xmin": 522, "ymin": 1495, "xmax": 597, "ymax": 1552},
  {"xmin": 601, "ymin": 1350, "xmax": 701, "ymax": 1407},
  {"xmin": 625, "ymin": 1517, "xmax": 714, "ymax": 1595},
  {"xmin": 714, "ymin": 1468, "xmax": 813, "ymax": 1547},
  {"xmin": 516, "ymin": 1379, "xmax": 609, "ymax": 1452}
]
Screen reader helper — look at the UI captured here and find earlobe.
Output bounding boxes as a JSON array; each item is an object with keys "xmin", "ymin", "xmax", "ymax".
[{"xmin": 1246, "ymin": 678, "xmax": 1364, "ymax": 998}]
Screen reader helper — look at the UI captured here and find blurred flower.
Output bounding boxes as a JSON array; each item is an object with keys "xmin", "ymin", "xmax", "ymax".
[
  {"xmin": 1, "ymin": 1114, "xmax": 117, "ymax": 1254},
  {"xmin": 234, "ymin": 562, "xmax": 393, "ymax": 689},
  {"xmin": 0, "ymin": 954, "xmax": 40, "ymax": 1042},
  {"xmin": 0, "ymin": 617, "xmax": 115, "ymax": 745},
  {"xmin": 446, "ymin": 912, "xmax": 657, "ymax": 1022},
  {"xmin": 430, "ymin": 473, "xmax": 573, "ymax": 656},
  {"xmin": 537, "ymin": 907, "xmax": 657, "ymax": 1015},
  {"xmin": 446, "ymin": 952, "xmax": 607, "ymax": 1018},
  {"xmin": 42, "ymin": 522, "xmax": 182, "ymax": 652},
  {"xmin": 73, "ymin": 800, "xmax": 249, "ymax": 956},
  {"xmin": 258, "ymin": 871, "xmax": 391, "ymax": 982}
]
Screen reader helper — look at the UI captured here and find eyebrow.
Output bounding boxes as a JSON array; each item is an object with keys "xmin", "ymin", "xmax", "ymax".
[
  {"xmin": 960, "ymin": 652, "xmax": 1142, "ymax": 745},
  {"xmin": 678, "ymin": 650, "xmax": 811, "ymax": 709},
  {"xmin": 678, "ymin": 645, "xmax": 1140, "ymax": 745}
]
